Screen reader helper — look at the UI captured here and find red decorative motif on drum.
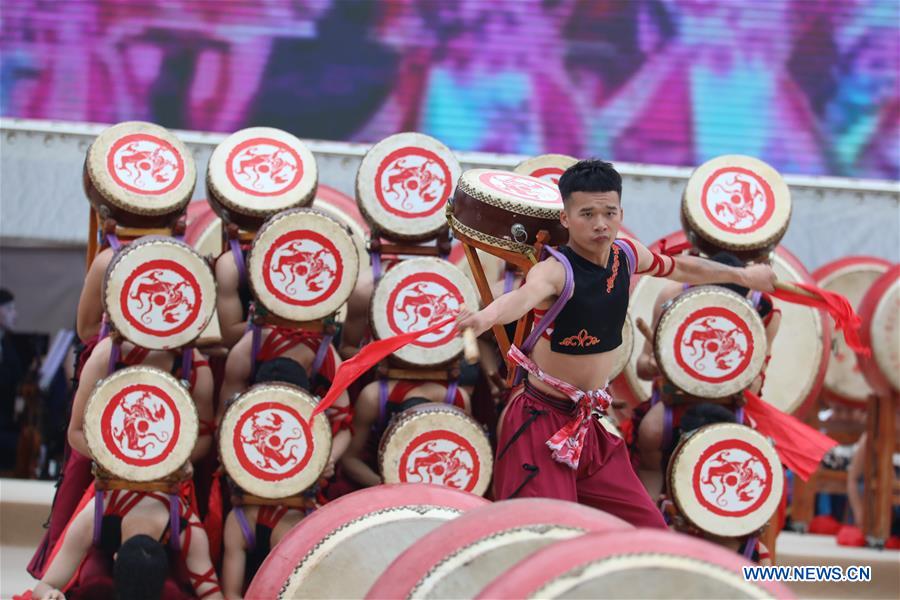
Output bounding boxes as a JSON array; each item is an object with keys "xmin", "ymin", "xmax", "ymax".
[
  {"xmin": 374, "ymin": 147, "xmax": 452, "ymax": 218},
  {"xmin": 107, "ymin": 134, "xmax": 185, "ymax": 195},
  {"xmin": 120, "ymin": 259, "xmax": 202, "ymax": 336},
  {"xmin": 674, "ymin": 307, "xmax": 754, "ymax": 384},
  {"xmin": 478, "ymin": 172, "xmax": 561, "ymax": 205},
  {"xmin": 398, "ymin": 430, "xmax": 480, "ymax": 493},
  {"xmin": 101, "ymin": 384, "xmax": 180, "ymax": 467},
  {"xmin": 263, "ymin": 230, "xmax": 343, "ymax": 306},
  {"xmin": 529, "ymin": 167, "xmax": 565, "ymax": 185},
  {"xmin": 692, "ymin": 439, "xmax": 773, "ymax": 517},
  {"xmin": 701, "ymin": 167, "xmax": 775, "ymax": 234},
  {"xmin": 386, "ymin": 273, "xmax": 462, "ymax": 348},
  {"xmin": 226, "ymin": 138, "xmax": 303, "ymax": 197},
  {"xmin": 233, "ymin": 402, "xmax": 314, "ymax": 482}
]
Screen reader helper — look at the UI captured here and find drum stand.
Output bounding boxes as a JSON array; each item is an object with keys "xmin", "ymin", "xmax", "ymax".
[
  {"xmin": 367, "ymin": 227, "xmax": 453, "ymax": 287},
  {"xmin": 375, "ymin": 359, "xmax": 461, "ymax": 384},
  {"xmin": 862, "ymin": 392, "xmax": 898, "ymax": 546},
  {"xmin": 92, "ymin": 463, "xmax": 188, "ymax": 495}
]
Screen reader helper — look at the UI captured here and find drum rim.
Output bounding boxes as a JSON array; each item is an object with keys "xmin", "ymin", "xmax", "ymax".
[
  {"xmin": 86, "ymin": 121, "xmax": 196, "ymax": 217},
  {"xmin": 206, "ymin": 127, "xmax": 318, "ymax": 220},
  {"xmin": 667, "ymin": 422, "xmax": 783, "ymax": 538},
  {"xmin": 245, "ymin": 483, "xmax": 488, "ymax": 600},
  {"xmin": 447, "ymin": 214, "xmax": 538, "ymax": 256},
  {"xmin": 513, "ymin": 154, "xmax": 579, "ymax": 177},
  {"xmin": 102, "ymin": 235, "xmax": 216, "ymax": 349},
  {"xmin": 654, "ymin": 285, "xmax": 768, "ymax": 399},
  {"xmin": 84, "ymin": 365, "xmax": 198, "ymax": 482},
  {"xmin": 456, "ymin": 169, "xmax": 564, "ymax": 220},
  {"xmin": 858, "ymin": 265, "xmax": 900, "ymax": 395}
]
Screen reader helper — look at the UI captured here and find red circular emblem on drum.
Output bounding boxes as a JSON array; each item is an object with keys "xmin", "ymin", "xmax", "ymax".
[
  {"xmin": 101, "ymin": 384, "xmax": 181, "ymax": 467},
  {"xmin": 529, "ymin": 167, "xmax": 565, "ymax": 185},
  {"xmin": 233, "ymin": 402, "xmax": 314, "ymax": 482},
  {"xmin": 226, "ymin": 138, "xmax": 304, "ymax": 197},
  {"xmin": 674, "ymin": 307, "xmax": 754, "ymax": 384},
  {"xmin": 478, "ymin": 172, "xmax": 560, "ymax": 205},
  {"xmin": 262, "ymin": 230, "xmax": 344, "ymax": 306},
  {"xmin": 692, "ymin": 438, "xmax": 773, "ymax": 517},
  {"xmin": 107, "ymin": 134, "xmax": 185, "ymax": 195},
  {"xmin": 386, "ymin": 273, "xmax": 463, "ymax": 348},
  {"xmin": 374, "ymin": 147, "xmax": 452, "ymax": 218},
  {"xmin": 398, "ymin": 430, "xmax": 480, "ymax": 493},
  {"xmin": 119, "ymin": 259, "xmax": 203, "ymax": 337},
  {"xmin": 700, "ymin": 167, "xmax": 775, "ymax": 234}
]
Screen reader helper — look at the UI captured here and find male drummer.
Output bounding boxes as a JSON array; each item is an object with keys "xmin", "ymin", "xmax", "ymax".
[
  {"xmin": 632, "ymin": 252, "xmax": 782, "ymax": 496},
  {"xmin": 457, "ymin": 160, "xmax": 776, "ymax": 528}
]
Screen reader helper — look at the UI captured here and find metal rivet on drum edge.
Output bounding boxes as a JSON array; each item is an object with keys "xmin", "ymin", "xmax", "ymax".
[{"xmin": 511, "ymin": 223, "xmax": 527, "ymax": 243}]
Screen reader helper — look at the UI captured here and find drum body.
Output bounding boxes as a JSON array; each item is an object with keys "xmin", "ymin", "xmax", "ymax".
[
  {"xmin": 207, "ymin": 127, "xmax": 317, "ymax": 231},
  {"xmin": 378, "ymin": 403, "xmax": 492, "ymax": 496},
  {"xmin": 367, "ymin": 498, "xmax": 630, "ymax": 600},
  {"xmin": 813, "ymin": 257, "xmax": 892, "ymax": 406},
  {"xmin": 682, "ymin": 155, "xmax": 791, "ymax": 263},
  {"xmin": 312, "ymin": 186, "xmax": 370, "ymax": 277},
  {"xmin": 84, "ymin": 366, "xmax": 198, "ymax": 482},
  {"xmin": 370, "ymin": 257, "xmax": 478, "ymax": 367},
  {"xmin": 667, "ymin": 423, "xmax": 783, "ymax": 538},
  {"xmin": 357, "ymin": 132, "xmax": 460, "ymax": 241},
  {"xmin": 513, "ymin": 154, "xmax": 578, "ymax": 185},
  {"xmin": 450, "ymin": 169, "xmax": 568, "ymax": 256},
  {"xmin": 247, "ymin": 209, "xmax": 359, "ymax": 322},
  {"xmin": 857, "ymin": 265, "xmax": 900, "ymax": 397},
  {"xmin": 245, "ymin": 484, "xmax": 487, "ymax": 599},
  {"xmin": 102, "ymin": 236, "xmax": 216, "ymax": 350},
  {"xmin": 84, "ymin": 121, "xmax": 195, "ymax": 228}
]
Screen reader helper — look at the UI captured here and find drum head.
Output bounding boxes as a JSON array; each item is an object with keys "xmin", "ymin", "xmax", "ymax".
[
  {"xmin": 357, "ymin": 132, "xmax": 460, "ymax": 240},
  {"xmin": 668, "ymin": 423, "xmax": 783, "ymax": 538},
  {"xmin": 245, "ymin": 484, "xmax": 488, "ymax": 600},
  {"xmin": 219, "ymin": 383, "xmax": 331, "ymax": 499},
  {"xmin": 513, "ymin": 154, "xmax": 578, "ymax": 185},
  {"xmin": 248, "ymin": 209, "xmax": 359, "ymax": 322},
  {"xmin": 656, "ymin": 286, "xmax": 767, "ymax": 398},
  {"xmin": 858, "ymin": 265, "xmax": 900, "ymax": 396},
  {"xmin": 103, "ymin": 236, "xmax": 216, "ymax": 350},
  {"xmin": 207, "ymin": 127, "xmax": 317, "ymax": 226},
  {"xmin": 682, "ymin": 155, "xmax": 790, "ymax": 255},
  {"xmin": 477, "ymin": 529, "xmax": 789, "ymax": 599},
  {"xmin": 370, "ymin": 258, "xmax": 478, "ymax": 367},
  {"xmin": 84, "ymin": 366, "xmax": 197, "ymax": 482},
  {"xmin": 85, "ymin": 121, "xmax": 195, "ymax": 224},
  {"xmin": 814, "ymin": 257, "xmax": 892, "ymax": 406},
  {"xmin": 367, "ymin": 498, "xmax": 630, "ymax": 600},
  {"xmin": 379, "ymin": 403, "xmax": 492, "ymax": 496}
]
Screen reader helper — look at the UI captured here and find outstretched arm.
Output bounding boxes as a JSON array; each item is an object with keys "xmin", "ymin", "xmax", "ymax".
[
  {"xmin": 33, "ymin": 497, "xmax": 95, "ymax": 598},
  {"xmin": 339, "ymin": 382, "xmax": 382, "ymax": 488}
]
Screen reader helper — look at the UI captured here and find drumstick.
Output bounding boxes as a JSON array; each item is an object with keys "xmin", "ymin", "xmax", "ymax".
[
  {"xmin": 636, "ymin": 317, "xmax": 654, "ymax": 343},
  {"xmin": 773, "ymin": 280, "xmax": 819, "ymax": 300},
  {"xmin": 462, "ymin": 328, "xmax": 480, "ymax": 365}
]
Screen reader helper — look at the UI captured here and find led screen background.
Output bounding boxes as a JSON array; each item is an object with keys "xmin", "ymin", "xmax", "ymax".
[{"xmin": 2, "ymin": 0, "xmax": 897, "ymax": 180}]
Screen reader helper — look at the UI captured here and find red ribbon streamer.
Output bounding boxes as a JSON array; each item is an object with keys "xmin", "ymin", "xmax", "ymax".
[
  {"xmin": 771, "ymin": 282, "xmax": 870, "ymax": 357},
  {"xmin": 311, "ymin": 318, "xmax": 456, "ymax": 418},
  {"xmin": 743, "ymin": 390, "xmax": 838, "ymax": 481}
]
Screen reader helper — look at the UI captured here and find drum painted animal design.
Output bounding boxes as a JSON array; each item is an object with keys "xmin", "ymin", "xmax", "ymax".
[{"xmin": 513, "ymin": 154, "xmax": 578, "ymax": 185}]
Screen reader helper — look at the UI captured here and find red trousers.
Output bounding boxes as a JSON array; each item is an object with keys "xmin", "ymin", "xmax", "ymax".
[{"xmin": 493, "ymin": 384, "xmax": 667, "ymax": 529}]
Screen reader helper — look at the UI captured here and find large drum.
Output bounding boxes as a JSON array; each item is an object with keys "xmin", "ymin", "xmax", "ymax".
[
  {"xmin": 207, "ymin": 127, "xmax": 317, "ymax": 231},
  {"xmin": 655, "ymin": 286, "xmax": 768, "ymax": 399},
  {"xmin": 857, "ymin": 265, "xmax": 900, "ymax": 397},
  {"xmin": 219, "ymin": 384, "xmax": 332, "ymax": 499},
  {"xmin": 103, "ymin": 236, "xmax": 217, "ymax": 350},
  {"xmin": 682, "ymin": 155, "xmax": 791, "ymax": 263},
  {"xmin": 668, "ymin": 423, "xmax": 783, "ymax": 538},
  {"xmin": 813, "ymin": 257, "xmax": 893, "ymax": 406},
  {"xmin": 476, "ymin": 529, "xmax": 791, "ymax": 599},
  {"xmin": 83, "ymin": 366, "xmax": 198, "ymax": 482},
  {"xmin": 378, "ymin": 403, "xmax": 492, "ymax": 496},
  {"xmin": 450, "ymin": 169, "xmax": 568, "ymax": 257},
  {"xmin": 183, "ymin": 199, "xmax": 223, "ymax": 260},
  {"xmin": 247, "ymin": 209, "xmax": 359, "ymax": 322},
  {"xmin": 245, "ymin": 484, "xmax": 488, "ymax": 600},
  {"xmin": 367, "ymin": 498, "xmax": 631, "ymax": 600},
  {"xmin": 513, "ymin": 154, "xmax": 578, "ymax": 185},
  {"xmin": 84, "ymin": 121, "xmax": 196, "ymax": 228},
  {"xmin": 357, "ymin": 132, "xmax": 460, "ymax": 241},
  {"xmin": 370, "ymin": 257, "xmax": 479, "ymax": 367}
]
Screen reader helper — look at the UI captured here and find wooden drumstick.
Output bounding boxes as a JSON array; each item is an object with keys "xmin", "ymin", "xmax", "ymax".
[
  {"xmin": 462, "ymin": 328, "xmax": 480, "ymax": 365},
  {"xmin": 773, "ymin": 280, "xmax": 818, "ymax": 300},
  {"xmin": 636, "ymin": 317, "xmax": 654, "ymax": 343}
]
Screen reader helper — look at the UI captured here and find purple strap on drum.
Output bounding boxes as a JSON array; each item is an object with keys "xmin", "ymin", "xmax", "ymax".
[
  {"xmin": 735, "ymin": 406, "xmax": 745, "ymax": 424},
  {"xmin": 372, "ymin": 252, "xmax": 383, "ymax": 283},
  {"xmin": 378, "ymin": 379, "xmax": 389, "ymax": 425},
  {"xmin": 107, "ymin": 341, "xmax": 122, "ymax": 376},
  {"xmin": 310, "ymin": 335, "xmax": 332, "ymax": 380},
  {"xmin": 106, "ymin": 233, "xmax": 122, "ymax": 251},
  {"xmin": 93, "ymin": 489, "xmax": 104, "ymax": 545},
  {"xmin": 98, "ymin": 314, "xmax": 110, "ymax": 341},
  {"xmin": 444, "ymin": 380, "xmax": 458, "ymax": 405},
  {"xmin": 613, "ymin": 239, "xmax": 637, "ymax": 277},
  {"xmin": 503, "ymin": 269, "xmax": 516, "ymax": 294},
  {"xmin": 513, "ymin": 246, "xmax": 574, "ymax": 385},
  {"xmin": 750, "ymin": 291, "xmax": 762, "ymax": 308},
  {"xmin": 181, "ymin": 348, "xmax": 193, "ymax": 385},
  {"xmin": 168, "ymin": 493, "xmax": 180, "ymax": 552},
  {"xmin": 229, "ymin": 238, "xmax": 247, "ymax": 286},
  {"xmin": 234, "ymin": 506, "xmax": 256, "ymax": 550},
  {"xmin": 662, "ymin": 404, "xmax": 674, "ymax": 452},
  {"xmin": 650, "ymin": 387, "xmax": 661, "ymax": 407},
  {"xmin": 743, "ymin": 535, "xmax": 758, "ymax": 560},
  {"xmin": 249, "ymin": 322, "xmax": 262, "ymax": 376}
]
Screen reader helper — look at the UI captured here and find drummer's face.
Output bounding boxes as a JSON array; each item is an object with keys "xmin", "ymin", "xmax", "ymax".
[{"xmin": 561, "ymin": 191, "xmax": 622, "ymax": 252}]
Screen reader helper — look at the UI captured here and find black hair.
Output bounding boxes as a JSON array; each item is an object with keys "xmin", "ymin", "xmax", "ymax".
[
  {"xmin": 680, "ymin": 403, "xmax": 737, "ymax": 436},
  {"xmin": 0, "ymin": 288, "xmax": 13, "ymax": 306},
  {"xmin": 709, "ymin": 252, "xmax": 750, "ymax": 298},
  {"xmin": 254, "ymin": 357, "xmax": 310, "ymax": 390},
  {"xmin": 385, "ymin": 396, "xmax": 432, "ymax": 421},
  {"xmin": 113, "ymin": 535, "xmax": 168, "ymax": 600},
  {"xmin": 557, "ymin": 159, "xmax": 622, "ymax": 204}
]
